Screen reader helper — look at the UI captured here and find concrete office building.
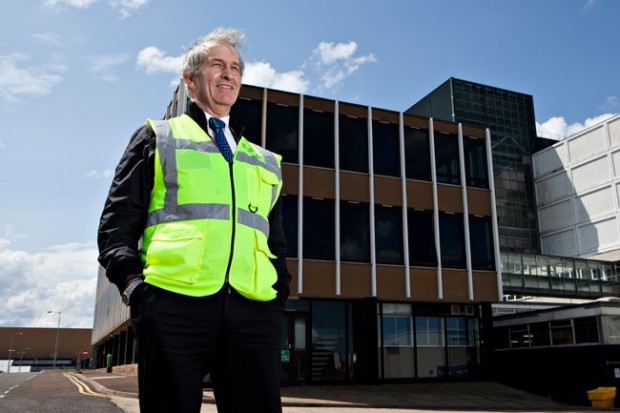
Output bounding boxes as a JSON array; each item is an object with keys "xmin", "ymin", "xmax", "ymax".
[
  {"xmin": 406, "ymin": 77, "xmax": 556, "ymax": 254},
  {"xmin": 92, "ymin": 82, "xmax": 501, "ymax": 384},
  {"xmin": 533, "ymin": 114, "xmax": 620, "ymax": 263}
]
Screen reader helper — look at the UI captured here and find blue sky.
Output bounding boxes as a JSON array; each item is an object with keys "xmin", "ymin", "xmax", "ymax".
[{"xmin": 0, "ymin": 0, "xmax": 618, "ymax": 328}]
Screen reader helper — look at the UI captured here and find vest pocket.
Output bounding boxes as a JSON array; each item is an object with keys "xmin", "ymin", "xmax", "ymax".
[
  {"xmin": 144, "ymin": 224, "xmax": 204, "ymax": 285},
  {"xmin": 246, "ymin": 167, "xmax": 279, "ymax": 214},
  {"xmin": 227, "ymin": 230, "xmax": 276, "ymax": 301},
  {"xmin": 251, "ymin": 231, "xmax": 278, "ymax": 300}
]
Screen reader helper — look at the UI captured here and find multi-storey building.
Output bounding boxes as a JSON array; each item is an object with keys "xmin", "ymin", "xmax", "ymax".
[
  {"xmin": 92, "ymin": 82, "xmax": 501, "ymax": 384},
  {"xmin": 533, "ymin": 114, "xmax": 620, "ymax": 262},
  {"xmin": 406, "ymin": 77, "xmax": 555, "ymax": 254}
]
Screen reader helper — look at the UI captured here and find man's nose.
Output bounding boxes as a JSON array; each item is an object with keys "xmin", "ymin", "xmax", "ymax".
[{"xmin": 221, "ymin": 65, "xmax": 234, "ymax": 79}]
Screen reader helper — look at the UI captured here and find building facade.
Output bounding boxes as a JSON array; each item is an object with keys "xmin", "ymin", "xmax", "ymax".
[
  {"xmin": 1, "ymin": 327, "xmax": 92, "ymax": 372},
  {"xmin": 533, "ymin": 114, "xmax": 620, "ymax": 262},
  {"xmin": 406, "ymin": 78, "xmax": 555, "ymax": 254},
  {"xmin": 491, "ymin": 298, "xmax": 620, "ymax": 406},
  {"xmin": 92, "ymin": 83, "xmax": 502, "ymax": 384}
]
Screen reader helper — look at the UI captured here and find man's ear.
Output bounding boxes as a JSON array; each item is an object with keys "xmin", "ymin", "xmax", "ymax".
[{"xmin": 182, "ymin": 70, "xmax": 194, "ymax": 91}]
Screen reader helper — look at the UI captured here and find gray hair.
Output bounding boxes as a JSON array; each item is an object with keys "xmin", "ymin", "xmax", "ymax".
[{"xmin": 183, "ymin": 27, "xmax": 245, "ymax": 80}]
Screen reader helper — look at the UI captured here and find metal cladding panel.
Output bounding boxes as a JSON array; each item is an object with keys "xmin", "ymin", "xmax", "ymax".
[
  {"xmin": 567, "ymin": 125, "xmax": 607, "ymax": 164},
  {"xmin": 572, "ymin": 157, "xmax": 610, "ymax": 193},
  {"xmin": 92, "ymin": 266, "xmax": 129, "ymax": 344}
]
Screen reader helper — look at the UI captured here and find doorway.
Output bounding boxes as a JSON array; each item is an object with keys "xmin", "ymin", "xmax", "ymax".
[{"xmin": 281, "ymin": 311, "xmax": 308, "ymax": 385}]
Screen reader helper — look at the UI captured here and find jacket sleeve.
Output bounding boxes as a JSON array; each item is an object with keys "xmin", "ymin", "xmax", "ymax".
[
  {"xmin": 97, "ymin": 124, "xmax": 155, "ymax": 294},
  {"xmin": 268, "ymin": 196, "xmax": 292, "ymax": 304}
]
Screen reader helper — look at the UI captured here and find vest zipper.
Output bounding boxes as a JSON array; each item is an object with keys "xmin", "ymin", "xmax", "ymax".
[{"xmin": 224, "ymin": 161, "xmax": 235, "ymax": 294}]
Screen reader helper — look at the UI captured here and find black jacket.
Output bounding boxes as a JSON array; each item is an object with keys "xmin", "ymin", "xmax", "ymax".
[{"xmin": 97, "ymin": 101, "xmax": 291, "ymax": 302}]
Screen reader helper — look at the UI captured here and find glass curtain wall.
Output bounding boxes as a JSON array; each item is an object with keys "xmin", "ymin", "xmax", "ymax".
[
  {"xmin": 415, "ymin": 316, "xmax": 446, "ymax": 378},
  {"xmin": 445, "ymin": 317, "xmax": 479, "ymax": 377},
  {"xmin": 377, "ymin": 303, "xmax": 480, "ymax": 379},
  {"xmin": 380, "ymin": 303, "xmax": 414, "ymax": 378}
]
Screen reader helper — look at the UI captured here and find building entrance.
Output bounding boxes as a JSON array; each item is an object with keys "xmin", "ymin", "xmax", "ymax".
[{"xmin": 281, "ymin": 311, "xmax": 309, "ymax": 385}]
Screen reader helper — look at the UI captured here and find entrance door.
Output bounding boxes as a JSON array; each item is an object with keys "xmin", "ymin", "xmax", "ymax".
[{"xmin": 281, "ymin": 312, "xmax": 308, "ymax": 385}]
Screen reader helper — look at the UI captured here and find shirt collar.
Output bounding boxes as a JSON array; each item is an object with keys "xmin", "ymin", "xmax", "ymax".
[{"xmin": 204, "ymin": 112, "xmax": 230, "ymax": 128}]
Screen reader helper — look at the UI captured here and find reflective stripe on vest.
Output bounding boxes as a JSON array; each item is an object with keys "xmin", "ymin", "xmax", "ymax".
[
  {"xmin": 141, "ymin": 115, "xmax": 283, "ymax": 300},
  {"xmin": 146, "ymin": 118, "xmax": 281, "ymax": 239}
]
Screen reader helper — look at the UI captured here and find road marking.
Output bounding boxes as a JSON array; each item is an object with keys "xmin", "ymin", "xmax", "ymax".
[{"xmin": 64, "ymin": 372, "xmax": 108, "ymax": 398}]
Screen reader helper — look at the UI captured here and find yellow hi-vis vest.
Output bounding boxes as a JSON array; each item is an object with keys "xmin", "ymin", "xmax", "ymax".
[{"xmin": 140, "ymin": 114, "xmax": 283, "ymax": 301}]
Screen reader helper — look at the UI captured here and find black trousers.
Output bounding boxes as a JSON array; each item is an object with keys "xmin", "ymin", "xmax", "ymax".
[{"xmin": 130, "ymin": 284, "xmax": 283, "ymax": 413}]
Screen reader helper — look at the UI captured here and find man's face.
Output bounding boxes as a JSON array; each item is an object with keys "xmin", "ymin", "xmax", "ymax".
[{"xmin": 185, "ymin": 43, "xmax": 242, "ymax": 117}]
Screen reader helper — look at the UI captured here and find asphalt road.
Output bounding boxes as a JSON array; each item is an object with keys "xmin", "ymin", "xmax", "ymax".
[
  {"xmin": 0, "ymin": 371, "xmax": 125, "ymax": 413},
  {"xmin": 0, "ymin": 372, "xmax": 417, "ymax": 413},
  {"xmin": 1, "ymin": 371, "xmax": 598, "ymax": 413}
]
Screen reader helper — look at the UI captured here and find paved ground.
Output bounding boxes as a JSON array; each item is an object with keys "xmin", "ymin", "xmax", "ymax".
[{"xmin": 76, "ymin": 371, "xmax": 603, "ymax": 411}]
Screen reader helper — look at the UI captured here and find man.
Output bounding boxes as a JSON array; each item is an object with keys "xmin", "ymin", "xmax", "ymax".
[{"xmin": 97, "ymin": 27, "xmax": 290, "ymax": 413}]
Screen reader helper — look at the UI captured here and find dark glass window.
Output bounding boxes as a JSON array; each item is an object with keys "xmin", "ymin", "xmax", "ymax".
[
  {"xmin": 339, "ymin": 115, "xmax": 368, "ymax": 173},
  {"xmin": 550, "ymin": 320, "xmax": 573, "ymax": 345},
  {"xmin": 492, "ymin": 326, "xmax": 510, "ymax": 349},
  {"xmin": 372, "ymin": 121, "xmax": 400, "ymax": 177},
  {"xmin": 375, "ymin": 205, "xmax": 403, "ymax": 265},
  {"xmin": 407, "ymin": 209, "xmax": 437, "ymax": 267},
  {"xmin": 404, "ymin": 127, "xmax": 431, "ymax": 181},
  {"xmin": 304, "ymin": 109, "xmax": 334, "ymax": 168},
  {"xmin": 266, "ymin": 103, "xmax": 298, "ymax": 163},
  {"xmin": 463, "ymin": 137, "xmax": 488, "ymax": 188},
  {"xmin": 469, "ymin": 216, "xmax": 494, "ymax": 270},
  {"xmin": 281, "ymin": 195, "xmax": 298, "ymax": 258},
  {"xmin": 574, "ymin": 317, "xmax": 599, "ymax": 344},
  {"xmin": 529, "ymin": 322, "xmax": 550, "ymax": 347},
  {"xmin": 439, "ymin": 212, "xmax": 465, "ymax": 268},
  {"xmin": 509, "ymin": 326, "xmax": 530, "ymax": 348},
  {"xmin": 230, "ymin": 97, "xmax": 261, "ymax": 145},
  {"xmin": 303, "ymin": 197, "xmax": 335, "ymax": 260},
  {"xmin": 340, "ymin": 201, "xmax": 370, "ymax": 262},
  {"xmin": 382, "ymin": 304, "xmax": 413, "ymax": 347},
  {"xmin": 434, "ymin": 133, "xmax": 460, "ymax": 185}
]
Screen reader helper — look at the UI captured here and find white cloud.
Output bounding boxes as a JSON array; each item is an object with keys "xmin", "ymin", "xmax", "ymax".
[
  {"xmin": 43, "ymin": 0, "xmax": 97, "ymax": 8},
  {"xmin": 43, "ymin": 0, "xmax": 149, "ymax": 18},
  {"xmin": 0, "ymin": 53, "xmax": 65, "ymax": 102},
  {"xmin": 32, "ymin": 33, "xmax": 66, "ymax": 47},
  {"xmin": 602, "ymin": 96, "xmax": 619, "ymax": 111},
  {"xmin": 110, "ymin": 0, "xmax": 150, "ymax": 19},
  {"xmin": 136, "ymin": 38, "xmax": 372, "ymax": 96},
  {"xmin": 136, "ymin": 46, "xmax": 183, "ymax": 75},
  {"xmin": 583, "ymin": 0, "xmax": 597, "ymax": 10},
  {"xmin": 0, "ymin": 240, "xmax": 98, "ymax": 328},
  {"xmin": 89, "ymin": 54, "xmax": 128, "ymax": 81},
  {"xmin": 315, "ymin": 41, "xmax": 358, "ymax": 65},
  {"xmin": 83, "ymin": 169, "xmax": 114, "ymax": 178},
  {"xmin": 307, "ymin": 41, "xmax": 376, "ymax": 92},
  {"xmin": 243, "ymin": 61, "xmax": 309, "ymax": 94},
  {"xmin": 536, "ymin": 113, "xmax": 617, "ymax": 140}
]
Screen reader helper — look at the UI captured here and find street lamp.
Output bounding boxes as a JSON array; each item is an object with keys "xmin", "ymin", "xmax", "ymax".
[
  {"xmin": 18, "ymin": 347, "xmax": 30, "ymax": 373},
  {"xmin": 47, "ymin": 311, "xmax": 61, "ymax": 369},
  {"xmin": 7, "ymin": 332, "xmax": 23, "ymax": 374}
]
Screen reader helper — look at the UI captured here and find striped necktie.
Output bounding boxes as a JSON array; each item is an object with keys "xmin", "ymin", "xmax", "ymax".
[{"xmin": 208, "ymin": 117, "xmax": 234, "ymax": 163}]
